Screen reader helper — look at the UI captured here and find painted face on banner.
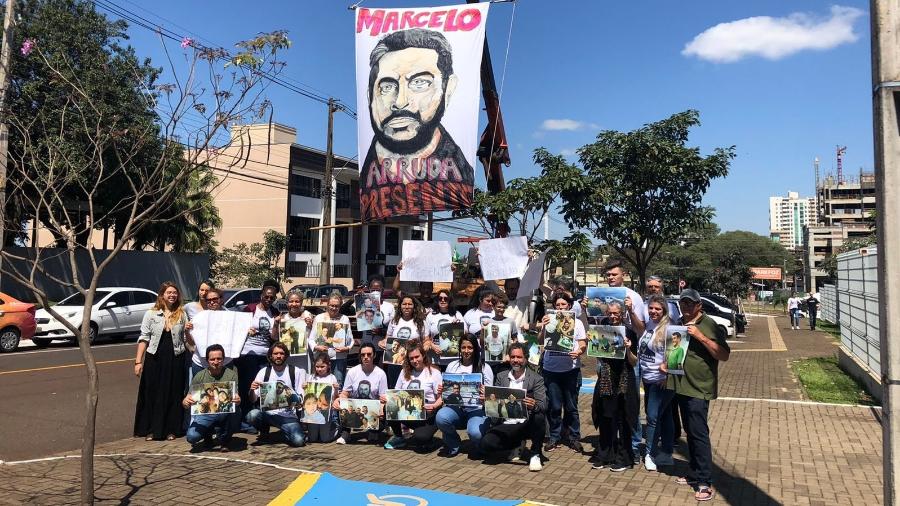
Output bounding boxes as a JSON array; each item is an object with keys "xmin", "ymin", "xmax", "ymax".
[{"xmin": 370, "ymin": 47, "xmax": 454, "ymax": 155}]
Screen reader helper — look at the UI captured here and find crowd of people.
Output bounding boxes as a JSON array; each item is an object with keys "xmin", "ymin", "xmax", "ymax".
[{"xmin": 132, "ymin": 259, "xmax": 730, "ymax": 502}]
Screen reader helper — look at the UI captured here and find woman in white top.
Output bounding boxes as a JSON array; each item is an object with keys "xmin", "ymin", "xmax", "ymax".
[
  {"xmin": 425, "ymin": 289, "xmax": 462, "ymax": 366},
  {"xmin": 638, "ymin": 294, "xmax": 675, "ymax": 471},
  {"xmin": 382, "ymin": 339, "xmax": 442, "ymax": 450},
  {"xmin": 308, "ymin": 295, "xmax": 353, "ymax": 383},
  {"xmin": 435, "ymin": 334, "xmax": 493, "ymax": 457},
  {"xmin": 463, "ymin": 290, "xmax": 496, "ymax": 336},
  {"xmin": 538, "ymin": 293, "xmax": 587, "ymax": 453},
  {"xmin": 276, "ymin": 291, "xmax": 314, "ymax": 372},
  {"xmin": 183, "ymin": 280, "xmax": 214, "ymax": 320},
  {"xmin": 381, "ymin": 296, "xmax": 429, "ymax": 388}
]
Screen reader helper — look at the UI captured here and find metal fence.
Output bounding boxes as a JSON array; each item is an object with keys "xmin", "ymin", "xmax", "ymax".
[
  {"xmin": 836, "ymin": 247, "xmax": 880, "ymax": 375},
  {"xmin": 820, "ymin": 283, "xmax": 838, "ymax": 324}
]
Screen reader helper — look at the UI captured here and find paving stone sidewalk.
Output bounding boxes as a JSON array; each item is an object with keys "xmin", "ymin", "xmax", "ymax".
[{"xmin": 0, "ymin": 314, "xmax": 883, "ymax": 505}]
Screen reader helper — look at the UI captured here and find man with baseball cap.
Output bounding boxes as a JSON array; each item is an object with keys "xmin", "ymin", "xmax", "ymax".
[{"xmin": 664, "ymin": 288, "xmax": 730, "ymax": 502}]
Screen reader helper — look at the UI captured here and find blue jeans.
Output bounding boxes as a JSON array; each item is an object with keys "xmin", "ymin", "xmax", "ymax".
[
  {"xmin": 245, "ymin": 409, "xmax": 306, "ymax": 447},
  {"xmin": 632, "ymin": 363, "xmax": 642, "ymax": 454},
  {"xmin": 790, "ymin": 308, "xmax": 800, "ymax": 327},
  {"xmin": 643, "ymin": 381, "xmax": 675, "ymax": 458},
  {"xmin": 543, "ymin": 369, "xmax": 581, "ymax": 443},
  {"xmin": 332, "ymin": 358, "xmax": 347, "ymax": 386},
  {"xmin": 235, "ymin": 355, "xmax": 269, "ymax": 429},
  {"xmin": 435, "ymin": 406, "xmax": 489, "ymax": 451},
  {"xmin": 186, "ymin": 412, "xmax": 240, "ymax": 445}
]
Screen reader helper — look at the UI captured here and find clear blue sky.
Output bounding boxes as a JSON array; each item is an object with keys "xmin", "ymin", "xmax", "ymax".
[{"xmin": 110, "ymin": 0, "xmax": 874, "ymax": 241}]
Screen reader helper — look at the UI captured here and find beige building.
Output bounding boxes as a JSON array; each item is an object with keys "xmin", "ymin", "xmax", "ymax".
[{"xmin": 768, "ymin": 191, "xmax": 817, "ymax": 250}]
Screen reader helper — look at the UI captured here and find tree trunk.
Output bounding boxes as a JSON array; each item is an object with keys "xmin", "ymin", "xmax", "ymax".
[{"xmin": 78, "ymin": 309, "xmax": 99, "ymax": 505}]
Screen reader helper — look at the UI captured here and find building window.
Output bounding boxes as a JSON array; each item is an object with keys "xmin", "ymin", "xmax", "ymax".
[
  {"xmin": 335, "ymin": 223, "xmax": 349, "ymax": 254},
  {"xmin": 411, "ymin": 229, "xmax": 424, "ymax": 241},
  {"xmin": 289, "ymin": 216, "xmax": 320, "ymax": 253},
  {"xmin": 291, "ymin": 173, "xmax": 321, "ymax": 198},
  {"xmin": 287, "ymin": 261, "xmax": 308, "ymax": 277},
  {"xmin": 336, "ymin": 183, "xmax": 352, "ymax": 209},
  {"xmin": 334, "ymin": 264, "xmax": 350, "ymax": 278},
  {"xmin": 385, "ymin": 227, "xmax": 399, "ymax": 256}
]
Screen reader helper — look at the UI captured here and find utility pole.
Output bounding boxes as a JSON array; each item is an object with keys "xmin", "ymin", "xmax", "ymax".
[
  {"xmin": 871, "ymin": 2, "xmax": 900, "ymax": 504},
  {"xmin": 0, "ymin": 0, "xmax": 17, "ymax": 281},
  {"xmin": 319, "ymin": 98, "xmax": 337, "ymax": 285}
]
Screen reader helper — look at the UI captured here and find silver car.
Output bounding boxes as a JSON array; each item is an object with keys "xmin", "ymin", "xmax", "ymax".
[{"xmin": 32, "ymin": 287, "xmax": 158, "ymax": 346}]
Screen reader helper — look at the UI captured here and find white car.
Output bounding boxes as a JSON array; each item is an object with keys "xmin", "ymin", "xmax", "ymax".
[
  {"xmin": 32, "ymin": 287, "xmax": 158, "ymax": 346},
  {"xmin": 706, "ymin": 313, "xmax": 735, "ymax": 338}
]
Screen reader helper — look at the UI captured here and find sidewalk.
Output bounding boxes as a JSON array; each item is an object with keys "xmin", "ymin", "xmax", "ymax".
[{"xmin": 0, "ymin": 315, "xmax": 883, "ymax": 505}]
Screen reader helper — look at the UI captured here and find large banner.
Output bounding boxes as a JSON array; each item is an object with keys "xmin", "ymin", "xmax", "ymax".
[{"xmin": 355, "ymin": 4, "xmax": 489, "ymax": 221}]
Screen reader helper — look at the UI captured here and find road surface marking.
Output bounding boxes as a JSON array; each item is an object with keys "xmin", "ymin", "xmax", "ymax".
[
  {"xmin": 716, "ymin": 396, "xmax": 880, "ymax": 410},
  {"xmin": 768, "ymin": 316, "xmax": 787, "ymax": 351},
  {"xmin": 0, "ymin": 342, "xmax": 134, "ymax": 357},
  {"xmin": 0, "ymin": 358, "xmax": 133, "ymax": 376}
]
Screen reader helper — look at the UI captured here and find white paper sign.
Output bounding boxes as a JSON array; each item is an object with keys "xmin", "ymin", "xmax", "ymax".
[
  {"xmin": 477, "ymin": 236, "xmax": 529, "ymax": 281},
  {"xmin": 518, "ymin": 250, "xmax": 549, "ymax": 301},
  {"xmin": 191, "ymin": 310, "xmax": 252, "ymax": 358},
  {"xmin": 400, "ymin": 240, "xmax": 453, "ymax": 282}
]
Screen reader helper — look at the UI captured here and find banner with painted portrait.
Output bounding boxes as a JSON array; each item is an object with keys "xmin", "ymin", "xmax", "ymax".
[{"xmin": 355, "ymin": 3, "xmax": 489, "ymax": 221}]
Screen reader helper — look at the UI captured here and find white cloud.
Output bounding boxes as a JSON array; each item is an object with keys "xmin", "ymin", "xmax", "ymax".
[
  {"xmin": 539, "ymin": 119, "xmax": 600, "ymax": 132},
  {"xmin": 559, "ymin": 148, "xmax": 577, "ymax": 157},
  {"xmin": 682, "ymin": 5, "xmax": 864, "ymax": 63}
]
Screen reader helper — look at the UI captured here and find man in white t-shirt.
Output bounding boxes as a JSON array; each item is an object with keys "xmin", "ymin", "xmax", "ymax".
[
  {"xmin": 337, "ymin": 343, "xmax": 388, "ymax": 444},
  {"xmin": 245, "ymin": 342, "xmax": 307, "ymax": 447}
]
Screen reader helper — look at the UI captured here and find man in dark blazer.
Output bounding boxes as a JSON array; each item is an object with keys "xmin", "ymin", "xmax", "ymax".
[{"xmin": 480, "ymin": 342, "xmax": 548, "ymax": 472}]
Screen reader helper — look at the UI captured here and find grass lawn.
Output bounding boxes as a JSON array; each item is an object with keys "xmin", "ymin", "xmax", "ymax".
[
  {"xmin": 815, "ymin": 320, "xmax": 842, "ymax": 341},
  {"xmin": 792, "ymin": 356, "xmax": 878, "ymax": 406}
]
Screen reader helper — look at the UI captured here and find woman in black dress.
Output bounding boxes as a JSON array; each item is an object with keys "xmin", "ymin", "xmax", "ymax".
[{"xmin": 134, "ymin": 282, "xmax": 190, "ymax": 441}]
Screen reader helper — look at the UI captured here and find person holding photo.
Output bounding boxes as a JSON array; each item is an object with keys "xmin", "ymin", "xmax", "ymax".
[
  {"xmin": 337, "ymin": 343, "xmax": 388, "ymax": 444},
  {"xmin": 184, "ymin": 288, "xmax": 231, "ymax": 379},
  {"xmin": 426, "ymin": 289, "xmax": 463, "ymax": 367},
  {"xmin": 134, "ymin": 282, "xmax": 190, "ymax": 441},
  {"xmin": 480, "ymin": 342, "xmax": 547, "ymax": 472},
  {"xmin": 235, "ymin": 282, "xmax": 280, "ymax": 434},
  {"xmin": 245, "ymin": 343, "xmax": 307, "ymax": 447},
  {"xmin": 183, "ymin": 344, "xmax": 240, "ymax": 451},
  {"xmin": 308, "ymin": 294, "xmax": 353, "ymax": 382},
  {"xmin": 277, "ymin": 291, "xmax": 314, "ymax": 372},
  {"xmin": 665, "ymin": 289, "xmax": 730, "ymax": 502},
  {"xmin": 302, "ymin": 353, "xmax": 340, "ymax": 443},
  {"xmin": 383, "ymin": 340, "xmax": 442, "ymax": 451},
  {"xmin": 357, "ymin": 275, "xmax": 395, "ymax": 353},
  {"xmin": 638, "ymin": 295, "xmax": 676, "ymax": 472},
  {"xmin": 667, "ymin": 332, "xmax": 686, "ymax": 372},
  {"xmin": 590, "ymin": 302, "xmax": 639, "ymax": 472},
  {"xmin": 381, "ymin": 296, "xmax": 429, "ymax": 387},
  {"xmin": 537, "ymin": 293, "xmax": 587, "ymax": 453},
  {"xmin": 435, "ymin": 335, "xmax": 493, "ymax": 457}
]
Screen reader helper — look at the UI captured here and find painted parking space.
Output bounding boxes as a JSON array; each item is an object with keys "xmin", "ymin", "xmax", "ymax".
[{"xmin": 270, "ymin": 471, "xmax": 544, "ymax": 506}]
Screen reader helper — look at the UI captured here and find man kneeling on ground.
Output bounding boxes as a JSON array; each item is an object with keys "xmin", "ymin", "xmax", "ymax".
[
  {"xmin": 480, "ymin": 342, "xmax": 547, "ymax": 472},
  {"xmin": 245, "ymin": 342, "xmax": 307, "ymax": 447},
  {"xmin": 183, "ymin": 344, "xmax": 241, "ymax": 451}
]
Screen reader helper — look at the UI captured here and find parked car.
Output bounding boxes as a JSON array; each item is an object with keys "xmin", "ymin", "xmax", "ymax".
[
  {"xmin": 33, "ymin": 287, "xmax": 158, "ymax": 346},
  {"xmin": 221, "ymin": 288, "xmax": 262, "ymax": 312},
  {"xmin": 0, "ymin": 292, "xmax": 37, "ymax": 353},
  {"xmin": 289, "ymin": 284, "xmax": 349, "ymax": 299},
  {"xmin": 668, "ymin": 296, "xmax": 735, "ymax": 338},
  {"xmin": 699, "ymin": 294, "xmax": 747, "ymax": 335}
]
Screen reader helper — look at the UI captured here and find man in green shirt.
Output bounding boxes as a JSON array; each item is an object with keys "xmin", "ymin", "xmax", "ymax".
[
  {"xmin": 182, "ymin": 344, "xmax": 241, "ymax": 451},
  {"xmin": 666, "ymin": 289, "xmax": 729, "ymax": 502}
]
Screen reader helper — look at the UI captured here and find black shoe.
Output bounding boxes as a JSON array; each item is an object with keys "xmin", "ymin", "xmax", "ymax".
[
  {"xmin": 544, "ymin": 441, "xmax": 560, "ymax": 453},
  {"xmin": 610, "ymin": 464, "xmax": 631, "ymax": 472},
  {"xmin": 570, "ymin": 441, "xmax": 584, "ymax": 453}
]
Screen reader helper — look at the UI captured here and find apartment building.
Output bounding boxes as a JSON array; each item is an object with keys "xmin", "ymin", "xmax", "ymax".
[{"xmin": 768, "ymin": 191, "xmax": 817, "ymax": 250}]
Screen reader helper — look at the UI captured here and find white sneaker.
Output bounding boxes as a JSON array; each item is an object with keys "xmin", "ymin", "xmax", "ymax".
[
  {"xmin": 335, "ymin": 437, "xmax": 346, "ymax": 445},
  {"xmin": 644, "ymin": 454, "xmax": 657, "ymax": 471},
  {"xmin": 529, "ymin": 454, "xmax": 543, "ymax": 472}
]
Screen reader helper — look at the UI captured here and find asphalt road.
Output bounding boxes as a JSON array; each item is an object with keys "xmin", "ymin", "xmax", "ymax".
[{"xmin": 0, "ymin": 338, "xmax": 141, "ymax": 462}]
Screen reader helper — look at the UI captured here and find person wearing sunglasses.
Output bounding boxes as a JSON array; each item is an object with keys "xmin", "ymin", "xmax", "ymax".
[
  {"xmin": 336, "ymin": 343, "xmax": 388, "ymax": 445},
  {"xmin": 183, "ymin": 279, "xmax": 215, "ymax": 320},
  {"xmin": 426, "ymin": 289, "xmax": 464, "ymax": 367},
  {"xmin": 184, "ymin": 288, "xmax": 231, "ymax": 378}
]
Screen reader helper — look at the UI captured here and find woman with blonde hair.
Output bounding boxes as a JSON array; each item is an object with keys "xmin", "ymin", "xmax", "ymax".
[
  {"xmin": 636, "ymin": 294, "xmax": 674, "ymax": 471},
  {"xmin": 134, "ymin": 282, "xmax": 190, "ymax": 441}
]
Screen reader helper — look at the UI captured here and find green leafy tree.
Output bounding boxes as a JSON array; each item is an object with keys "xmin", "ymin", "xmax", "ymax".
[
  {"xmin": 708, "ymin": 250, "xmax": 754, "ymax": 299},
  {"xmin": 557, "ymin": 110, "xmax": 734, "ymax": 289},
  {"xmin": 213, "ymin": 230, "xmax": 290, "ymax": 289}
]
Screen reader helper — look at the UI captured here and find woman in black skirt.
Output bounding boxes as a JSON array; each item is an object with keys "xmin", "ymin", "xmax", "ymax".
[{"xmin": 134, "ymin": 282, "xmax": 190, "ymax": 441}]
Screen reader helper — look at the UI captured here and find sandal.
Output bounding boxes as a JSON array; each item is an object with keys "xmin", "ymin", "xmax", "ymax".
[
  {"xmin": 695, "ymin": 486, "xmax": 714, "ymax": 502},
  {"xmin": 165, "ymin": 434, "xmax": 177, "ymax": 441},
  {"xmin": 675, "ymin": 476, "xmax": 698, "ymax": 486},
  {"xmin": 144, "ymin": 435, "xmax": 154, "ymax": 441}
]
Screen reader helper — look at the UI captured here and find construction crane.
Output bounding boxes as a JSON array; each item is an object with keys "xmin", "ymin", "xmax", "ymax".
[{"xmin": 836, "ymin": 145, "xmax": 847, "ymax": 184}]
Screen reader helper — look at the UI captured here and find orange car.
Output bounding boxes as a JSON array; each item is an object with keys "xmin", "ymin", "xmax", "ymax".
[{"xmin": 0, "ymin": 292, "xmax": 37, "ymax": 353}]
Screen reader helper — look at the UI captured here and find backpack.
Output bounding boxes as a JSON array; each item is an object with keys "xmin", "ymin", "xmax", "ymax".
[{"xmin": 263, "ymin": 364, "xmax": 298, "ymax": 391}]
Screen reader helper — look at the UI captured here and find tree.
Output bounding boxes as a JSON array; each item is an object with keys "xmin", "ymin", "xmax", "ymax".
[
  {"xmin": 557, "ymin": 110, "xmax": 734, "ymax": 289},
  {"xmin": 708, "ymin": 250, "xmax": 754, "ymax": 299},
  {"xmin": 212, "ymin": 230, "xmax": 290, "ymax": 289},
  {"xmin": 0, "ymin": 3, "xmax": 290, "ymax": 501},
  {"xmin": 463, "ymin": 149, "xmax": 592, "ymax": 273}
]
